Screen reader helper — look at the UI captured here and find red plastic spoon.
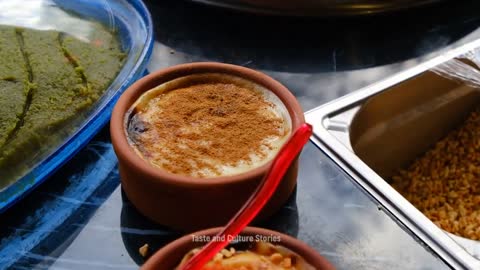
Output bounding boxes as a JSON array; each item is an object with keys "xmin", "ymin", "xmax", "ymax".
[{"xmin": 180, "ymin": 123, "xmax": 313, "ymax": 270}]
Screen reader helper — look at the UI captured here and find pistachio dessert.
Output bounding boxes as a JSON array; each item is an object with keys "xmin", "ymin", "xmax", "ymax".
[
  {"xmin": 177, "ymin": 241, "xmax": 315, "ymax": 270},
  {"xmin": 0, "ymin": 24, "xmax": 124, "ymax": 188},
  {"xmin": 0, "ymin": 27, "xmax": 29, "ymax": 148}
]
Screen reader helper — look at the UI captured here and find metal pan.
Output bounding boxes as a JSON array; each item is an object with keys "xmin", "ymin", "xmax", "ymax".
[
  {"xmin": 306, "ymin": 39, "xmax": 480, "ymax": 269},
  {"xmin": 190, "ymin": 0, "xmax": 446, "ymax": 16}
]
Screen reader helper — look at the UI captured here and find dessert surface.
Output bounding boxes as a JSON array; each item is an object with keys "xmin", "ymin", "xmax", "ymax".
[
  {"xmin": 178, "ymin": 241, "xmax": 315, "ymax": 270},
  {"xmin": 128, "ymin": 74, "xmax": 291, "ymax": 177},
  {"xmin": 0, "ymin": 24, "xmax": 124, "ymax": 188}
]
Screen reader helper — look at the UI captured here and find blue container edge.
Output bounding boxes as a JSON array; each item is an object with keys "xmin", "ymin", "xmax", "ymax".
[{"xmin": 0, "ymin": 0, "xmax": 154, "ymax": 214}]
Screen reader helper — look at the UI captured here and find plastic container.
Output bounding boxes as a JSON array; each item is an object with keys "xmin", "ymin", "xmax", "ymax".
[{"xmin": 0, "ymin": 0, "xmax": 154, "ymax": 212}]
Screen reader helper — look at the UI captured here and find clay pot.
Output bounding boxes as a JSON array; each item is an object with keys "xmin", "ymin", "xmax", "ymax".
[
  {"xmin": 110, "ymin": 62, "xmax": 305, "ymax": 232},
  {"xmin": 141, "ymin": 227, "xmax": 335, "ymax": 270}
]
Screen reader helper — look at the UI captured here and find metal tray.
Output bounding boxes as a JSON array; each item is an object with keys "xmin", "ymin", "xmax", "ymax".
[
  {"xmin": 190, "ymin": 0, "xmax": 446, "ymax": 16},
  {"xmin": 306, "ymin": 39, "xmax": 480, "ymax": 269}
]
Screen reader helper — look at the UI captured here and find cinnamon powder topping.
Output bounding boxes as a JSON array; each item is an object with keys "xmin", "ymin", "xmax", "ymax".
[{"xmin": 128, "ymin": 80, "xmax": 290, "ymax": 178}]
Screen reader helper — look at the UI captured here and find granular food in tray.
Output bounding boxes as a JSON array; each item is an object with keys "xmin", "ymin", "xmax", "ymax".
[{"xmin": 391, "ymin": 106, "xmax": 480, "ymax": 241}]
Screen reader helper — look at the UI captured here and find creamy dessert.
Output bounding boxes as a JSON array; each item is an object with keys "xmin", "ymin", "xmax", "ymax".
[
  {"xmin": 176, "ymin": 241, "xmax": 315, "ymax": 270},
  {"xmin": 126, "ymin": 73, "xmax": 292, "ymax": 178}
]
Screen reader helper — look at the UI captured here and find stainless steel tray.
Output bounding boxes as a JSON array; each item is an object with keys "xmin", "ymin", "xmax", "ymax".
[
  {"xmin": 191, "ymin": 0, "xmax": 446, "ymax": 16},
  {"xmin": 306, "ymin": 39, "xmax": 480, "ymax": 269}
]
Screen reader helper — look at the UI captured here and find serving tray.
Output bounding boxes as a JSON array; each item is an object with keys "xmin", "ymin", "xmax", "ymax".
[
  {"xmin": 190, "ymin": 0, "xmax": 446, "ymax": 16},
  {"xmin": 306, "ymin": 38, "xmax": 480, "ymax": 269}
]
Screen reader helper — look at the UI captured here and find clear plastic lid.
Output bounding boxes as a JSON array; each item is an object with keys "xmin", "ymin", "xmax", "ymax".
[
  {"xmin": 0, "ymin": 0, "xmax": 154, "ymax": 211},
  {"xmin": 0, "ymin": 0, "xmax": 117, "ymax": 38}
]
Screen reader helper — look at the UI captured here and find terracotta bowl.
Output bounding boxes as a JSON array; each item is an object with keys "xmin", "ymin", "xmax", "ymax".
[
  {"xmin": 110, "ymin": 62, "xmax": 305, "ymax": 231},
  {"xmin": 141, "ymin": 227, "xmax": 335, "ymax": 270}
]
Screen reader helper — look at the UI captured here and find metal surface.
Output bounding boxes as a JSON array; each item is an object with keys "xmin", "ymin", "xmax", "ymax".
[
  {"xmin": 190, "ymin": 0, "xmax": 446, "ymax": 16},
  {"xmin": 306, "ymin": 39, "xmax": 480, "ymax": 269}
]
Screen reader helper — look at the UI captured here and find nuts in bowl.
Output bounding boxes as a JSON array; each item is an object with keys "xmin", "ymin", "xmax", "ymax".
[{"xmin": 140, "ymin": 227, "xmax": 335, "ymax": 270}]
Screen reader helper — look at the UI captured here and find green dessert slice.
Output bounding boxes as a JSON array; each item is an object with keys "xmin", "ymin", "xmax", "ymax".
[
  {"xmin": 0, "ymin": 24, "xmax": 124, "ymax": 188},
  {"xmin": 21, "ymin": 29, "xmax": 95, "ymax": 128},
  {"xmin": 0, "ymin": 27, "xmax": 29, "ymax": 148},
  {"xmin": 0, "ymin": 29, "xmax": 92, "ymax": 183},
  {"xmin": 62, "ymin": 23, "xmax": 124, "ymax": 97}
]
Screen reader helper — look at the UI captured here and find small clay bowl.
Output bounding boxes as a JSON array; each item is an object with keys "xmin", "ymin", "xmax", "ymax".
[
  {"xmin": 141, "ymin": 227, "xmax": 335, "ymax": 270},
  {"xmin": 110, "ymin": 62, "xmax": 305, "ymax": 232}
]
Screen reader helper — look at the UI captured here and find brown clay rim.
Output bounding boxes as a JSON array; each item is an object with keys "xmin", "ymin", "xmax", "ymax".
[
  {"xmin": 141, "ymin": 226, "xmax": 335, "ymax": 270},
  {"xmin": 111, "ymin": 62, "xmax": 305, "ymax": 188}
]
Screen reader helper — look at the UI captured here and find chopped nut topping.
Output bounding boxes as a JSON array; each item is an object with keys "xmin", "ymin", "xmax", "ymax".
[
  {"xmin": 139, "ymin": 244, "xmax": 149, "ymax": 258},
  {"xmin": 391, "ymin": 108, "xmax": 480, "ymax": 240},
  {"xmin": 270, "ymin": 253, "xmax": 284, "ymax": 264},
  {"xmin": 283, "ymin": 257, "xmax": 292, "ymax": 268}
]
